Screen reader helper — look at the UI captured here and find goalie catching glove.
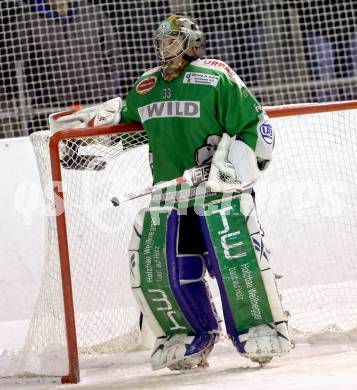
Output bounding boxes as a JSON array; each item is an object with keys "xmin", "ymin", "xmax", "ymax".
[
  {"xmin": 48, "ymin": 98, "xmax": 122, "ymax": 171},
  {"xmin": 207, "ymin": 133, "xmax": 263, "ymax": 193}
]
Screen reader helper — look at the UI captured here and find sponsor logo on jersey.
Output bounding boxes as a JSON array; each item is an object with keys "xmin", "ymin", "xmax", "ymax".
[
  {"xmin": 183, "ymin": 72, "xmax": 220, "ymax": 87},
  {"xmin": 136, "ymin": 76, "xmax": 157, "ymax": 94},
  {"xmin": 201, "ymin": 59, "xmax": 244, "ymax": 86},
  {"xmin": 259, "ymin": 121, "xmax": 273, "ymax": 144},
  {"xmin": 202, "ymin": 59, "xmax": 235, "ymax": 76},
  {"xmin": 138, "ymin": 101, "xmax": 200, "ymax": 122}
]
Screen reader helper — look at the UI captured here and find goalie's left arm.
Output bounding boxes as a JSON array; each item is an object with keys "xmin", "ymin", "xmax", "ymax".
[{"xmin": 208, "ymin": 70, "xmax": 274, "ymax": 192}]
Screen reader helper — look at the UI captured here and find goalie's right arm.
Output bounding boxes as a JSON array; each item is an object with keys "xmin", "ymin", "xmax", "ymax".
[
  {"xmin": 48, "ymin": 97, "xmax": 123, "ymax": 133},
  {"xmin": 48, "ymin": 97, "xmax": 123, "ymax": 171}
]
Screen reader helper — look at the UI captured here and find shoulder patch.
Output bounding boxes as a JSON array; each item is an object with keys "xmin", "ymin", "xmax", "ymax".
[
  {"xmin": 183, "ymin": 72, "xmax": 220, "ymax": 87},
  {"xmin": 136, "ymin": 76, "xmax": 157, "ymax": 94},
  {"xmin": 259, "ymin": 120, "xmax": 273, "ymax": 145}
]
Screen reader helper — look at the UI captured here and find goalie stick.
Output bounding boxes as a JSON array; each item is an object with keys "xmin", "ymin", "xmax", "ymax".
[
  {"xmin": 111, "ymin": 165, "xmax": 211, "ymax": 207},
  {"xmin": 110, "ymin": 164, "xmax": 253, "ymax": 207}
]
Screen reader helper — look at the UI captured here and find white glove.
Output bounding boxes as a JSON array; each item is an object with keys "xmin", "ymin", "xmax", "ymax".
[
  {"xmin": 207, "ymin": 133, "xmax": 242, "ymax": 193},
  {"xmin": 228, "ymin": 139, "xmax": 262, "ymax": 184},
  {"xmin": 49, "ymin": 97, "xmax": 122, "ymax": 134}
]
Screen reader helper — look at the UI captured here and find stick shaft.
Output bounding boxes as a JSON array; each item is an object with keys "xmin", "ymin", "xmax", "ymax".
[{"xmin": 111, "ymin": 165, "xmax": 209, "ymax": 206}]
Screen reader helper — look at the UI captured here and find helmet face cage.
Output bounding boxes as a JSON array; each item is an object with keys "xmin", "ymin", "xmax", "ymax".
[
  {"xmin": 154, "ymin": 15, "xmax": 204, "ymax": 64},
  {"xmin": 154, "ymin": 31, "xmax": 190, "ymax": 62}
]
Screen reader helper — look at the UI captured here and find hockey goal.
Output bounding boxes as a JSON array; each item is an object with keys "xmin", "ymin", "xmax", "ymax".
[{"xmin": 5, "ymin": 101, "xmax": 357, "ymax": 383}]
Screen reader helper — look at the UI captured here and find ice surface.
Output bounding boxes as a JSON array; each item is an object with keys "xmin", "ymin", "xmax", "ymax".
[
  {"xmin": 1, "ymin": 340, "xmax": 357, "ymax": 390},
  {"xmin": 1, "ymin": 320, "xmax": 357, "ymax": 390}
]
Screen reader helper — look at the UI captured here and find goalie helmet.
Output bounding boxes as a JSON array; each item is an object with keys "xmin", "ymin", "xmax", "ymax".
[{"xmin": 154, "ymin": 15, "xmax": 204, "ymax": 81}]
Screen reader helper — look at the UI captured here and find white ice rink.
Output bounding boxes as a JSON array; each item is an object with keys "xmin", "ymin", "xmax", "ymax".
[{"xmin": 1, "ymin": 337, "xmax": 357, "ymax": 389}]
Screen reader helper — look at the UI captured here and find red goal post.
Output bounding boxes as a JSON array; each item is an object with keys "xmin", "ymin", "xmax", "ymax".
[
  {"xmin": 49, "ymin": 122, "xmax": 144, "ymax": 384},
  {"xmin": 46, "ymin": 100, "xmax": 357, "ymax": 384}
]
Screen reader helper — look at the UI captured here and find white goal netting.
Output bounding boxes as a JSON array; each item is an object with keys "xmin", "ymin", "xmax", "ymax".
[
  {"xmin": 255, "ymin": 109, "xmax": 357, "ymax": 334},
  {"xmin": 1, "ymin": 129, "xmax": 151, "ymax": 377},
  {"xmin": 0, "ymin": 0, "xmax": 357, "ymax": 138},
  {"xmin": 1, "ymin": 105, "xmax": 356, "ymax": 379}
]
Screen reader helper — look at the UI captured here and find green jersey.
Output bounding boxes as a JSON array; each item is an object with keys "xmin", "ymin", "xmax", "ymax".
[{"xmin": 121, "ymin": 58, "xmax": 273, "ymax": 183}]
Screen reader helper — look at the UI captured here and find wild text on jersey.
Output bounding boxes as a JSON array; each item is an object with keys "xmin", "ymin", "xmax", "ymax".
[{"xmin": 138, "ymin": 101, "xmax": 200, "ymax": 122}]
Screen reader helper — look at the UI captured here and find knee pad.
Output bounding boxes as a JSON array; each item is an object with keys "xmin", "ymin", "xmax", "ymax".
[{"xmin": 129, "ymin": 207, "xmax": 220, "ymax": 338}]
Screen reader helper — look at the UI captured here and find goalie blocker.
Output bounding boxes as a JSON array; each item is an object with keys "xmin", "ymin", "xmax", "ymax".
[
  {"xmin": 48, "ymin": 97, "xmax": 122, "ymax": 171},
  {"xmin": 129, "ymin": 186, "xmax": 292, "ymax": 371}
]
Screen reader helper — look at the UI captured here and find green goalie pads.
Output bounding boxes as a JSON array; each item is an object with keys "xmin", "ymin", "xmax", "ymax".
[
  {"xmin": 130, "ymin": 182, "xmax": 292, "ymax": 365},
  {"xmin": 199, "ymin": 193, "xmax": 292, "ymax": 362}
]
